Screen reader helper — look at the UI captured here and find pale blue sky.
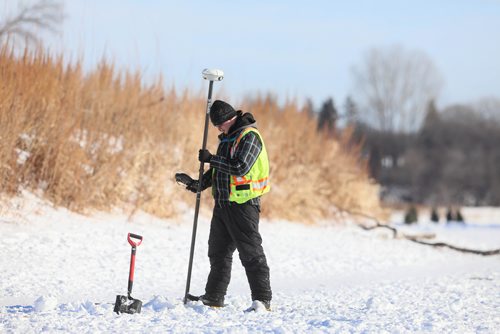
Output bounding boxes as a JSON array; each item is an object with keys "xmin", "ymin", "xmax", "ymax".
[{"xmin": 46, "ymin": 0, "xmax": 500, "ymax": 109}]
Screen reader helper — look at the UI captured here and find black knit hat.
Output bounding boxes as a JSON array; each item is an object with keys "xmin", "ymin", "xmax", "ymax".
[{"xmin": 210, "ymin": 100, "xmax": 238, "ymax": 126}]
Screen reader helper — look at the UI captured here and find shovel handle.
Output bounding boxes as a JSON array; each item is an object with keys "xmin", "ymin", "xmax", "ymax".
[{"xmin": 128, "ymin": 233, "xmax": 143, "ymax": 248}]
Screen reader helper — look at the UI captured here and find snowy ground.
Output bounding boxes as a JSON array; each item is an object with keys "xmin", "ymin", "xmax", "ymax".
[{"xmin": 1, "ymin": 193, "xmax": 499, "ymax": 333}]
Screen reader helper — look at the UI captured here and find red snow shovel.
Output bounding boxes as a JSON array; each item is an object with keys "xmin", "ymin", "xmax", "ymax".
[{"xmin": 114, "ymin": 233, "xmax": 143, "ymax": 314}]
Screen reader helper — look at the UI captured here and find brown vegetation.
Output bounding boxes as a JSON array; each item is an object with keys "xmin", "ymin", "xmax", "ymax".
[{"xmin": 0, "ymin": 45, "xmax": 383, "ymax": 222}]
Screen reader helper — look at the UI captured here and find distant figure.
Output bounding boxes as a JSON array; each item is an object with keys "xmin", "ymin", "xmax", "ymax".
[
  {"xmin": 446, "ymin": 207, "xmax": 465, "ymax": 223},
  {"xmin": 404, "ymin": 206, "xmax": 418, "ymax": 224},
  {"xmin": 446, "ymin": 207, "xmax": 454, "ymax": 222},
  {"xmin": 456, "ymin": 208, "xmax": 465, "ymax": 223},
  {"xmin": 430, "ymin": 207, "xmax": 439, "ymax": 223}
]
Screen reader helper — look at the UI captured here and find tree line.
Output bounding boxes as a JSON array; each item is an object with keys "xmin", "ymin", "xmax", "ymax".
[
  {"xmin": 314, "ymin": 94, "xmax": 500, "ymax": 207},
  {"xmin": 312, "ymin": 44, "xmax": 500, "ymax": 207}
]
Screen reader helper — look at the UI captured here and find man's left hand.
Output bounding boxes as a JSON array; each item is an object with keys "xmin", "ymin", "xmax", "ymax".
[{"xmin": 198, "ymin": 149, "xmax": 213, "ymax": 163}]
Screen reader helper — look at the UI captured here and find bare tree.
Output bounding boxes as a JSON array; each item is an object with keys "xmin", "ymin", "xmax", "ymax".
[
  {"xmin": 473, "ymin": 97, "xmax": 500, "ymax": 122},
  {"xmin": 0, "ymin": 0, "xmax": 64, "ymax": 48},
  {"xmin": 343, "ymin": 96, "xmax": 359, "ymax": 126},
  {"xmin": 351, "ymin": 45, "xmax": 443, "ymax": 133}
]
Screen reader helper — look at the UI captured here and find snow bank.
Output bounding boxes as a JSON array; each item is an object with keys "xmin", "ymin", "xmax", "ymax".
[
  {"xmin": 1, "ymin": 193, "xmax": 499, "ymax": 333},
  {"xmin": 33, "ymin": 296, "xmax": 58, "ymax": 313}
]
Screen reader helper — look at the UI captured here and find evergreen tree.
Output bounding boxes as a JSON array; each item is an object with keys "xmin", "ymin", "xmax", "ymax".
[
  {"xmin": 412, "ymin": 100, "xmax": 444, "ymax": 202},
  {"xmin": 422, "ymin": 100, "xmax": 440, "ymax": 131},
  {"xmin": 317, "ymin": 98, "xmax": 338, "ymax": 136}
]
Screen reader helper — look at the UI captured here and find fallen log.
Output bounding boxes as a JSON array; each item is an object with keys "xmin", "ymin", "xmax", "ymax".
[{"xmin": 341, "ymin": 209, "xmax": 500, "ymax": 257}]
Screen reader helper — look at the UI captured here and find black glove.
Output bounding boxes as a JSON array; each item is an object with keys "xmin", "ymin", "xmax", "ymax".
[
  {"xmin": 175, "ymin": 173, "xmax": 199, "ymax": 193},
  {"xmin": 186, "ymin": 180, "xmax": 200, "ymax": 193},
  {"xmin": 198, "ymin": 149, "xmax": 213, "ymax": 163}
]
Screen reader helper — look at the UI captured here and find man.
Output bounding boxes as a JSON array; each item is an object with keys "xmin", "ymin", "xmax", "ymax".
[{"xmin": 176, "ymin": 100, "xmax": 272, "ymax": 311}]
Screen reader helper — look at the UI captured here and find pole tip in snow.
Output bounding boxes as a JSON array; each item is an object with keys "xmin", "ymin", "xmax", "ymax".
[{"xmin": 202, "ymin": 68, "xmax": 224, "ymax": 81}]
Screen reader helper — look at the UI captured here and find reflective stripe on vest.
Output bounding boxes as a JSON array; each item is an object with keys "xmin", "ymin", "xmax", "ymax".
[{"xmin": 229, "ymin": 128, "xmax": 270, "ymax": 203}]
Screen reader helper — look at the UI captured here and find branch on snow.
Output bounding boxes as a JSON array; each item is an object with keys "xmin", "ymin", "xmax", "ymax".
[
  {"xmin": 405, "ymin": 238, "xmax": 500, "ymax": 256},
  {"xmin": 339, "ymin": 208, "xmax": 500, "ymax": 257}
]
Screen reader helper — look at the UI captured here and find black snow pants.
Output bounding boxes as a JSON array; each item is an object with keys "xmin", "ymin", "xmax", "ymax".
[{"xmin": 205, "ymin": 203, "xmax": 272, "ymax": 302}]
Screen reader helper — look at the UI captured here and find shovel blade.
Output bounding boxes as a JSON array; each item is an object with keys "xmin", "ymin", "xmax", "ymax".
[{"xmin": 114, "ymin": 295, "xmax": 142, "ymax": 314}]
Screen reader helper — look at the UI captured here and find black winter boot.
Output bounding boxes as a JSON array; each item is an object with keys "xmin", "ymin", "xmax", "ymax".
[{"xmin": 186, "ymin": 294, "xmax": 224, "ymax": 307}]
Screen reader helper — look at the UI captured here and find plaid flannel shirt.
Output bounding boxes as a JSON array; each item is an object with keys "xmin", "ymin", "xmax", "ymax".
[{"xmin": 201, "ymin": 127, "xmax": 263, "ymax": 208}]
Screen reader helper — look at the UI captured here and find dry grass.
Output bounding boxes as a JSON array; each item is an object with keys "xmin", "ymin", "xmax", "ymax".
[{"xmin": 0, "ymin": 45, "xmax": 384, "ymax": 222}]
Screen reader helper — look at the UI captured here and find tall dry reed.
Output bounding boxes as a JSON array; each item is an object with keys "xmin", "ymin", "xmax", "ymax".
[{"xmin": 0, "ymin": 45, "xmax": 384, "ymax": 222}]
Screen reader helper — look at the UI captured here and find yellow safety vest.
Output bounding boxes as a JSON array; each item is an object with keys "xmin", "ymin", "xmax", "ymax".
[{"xmin": 228, "ymin": 128, "xmax": 270, "ymax": 203}]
